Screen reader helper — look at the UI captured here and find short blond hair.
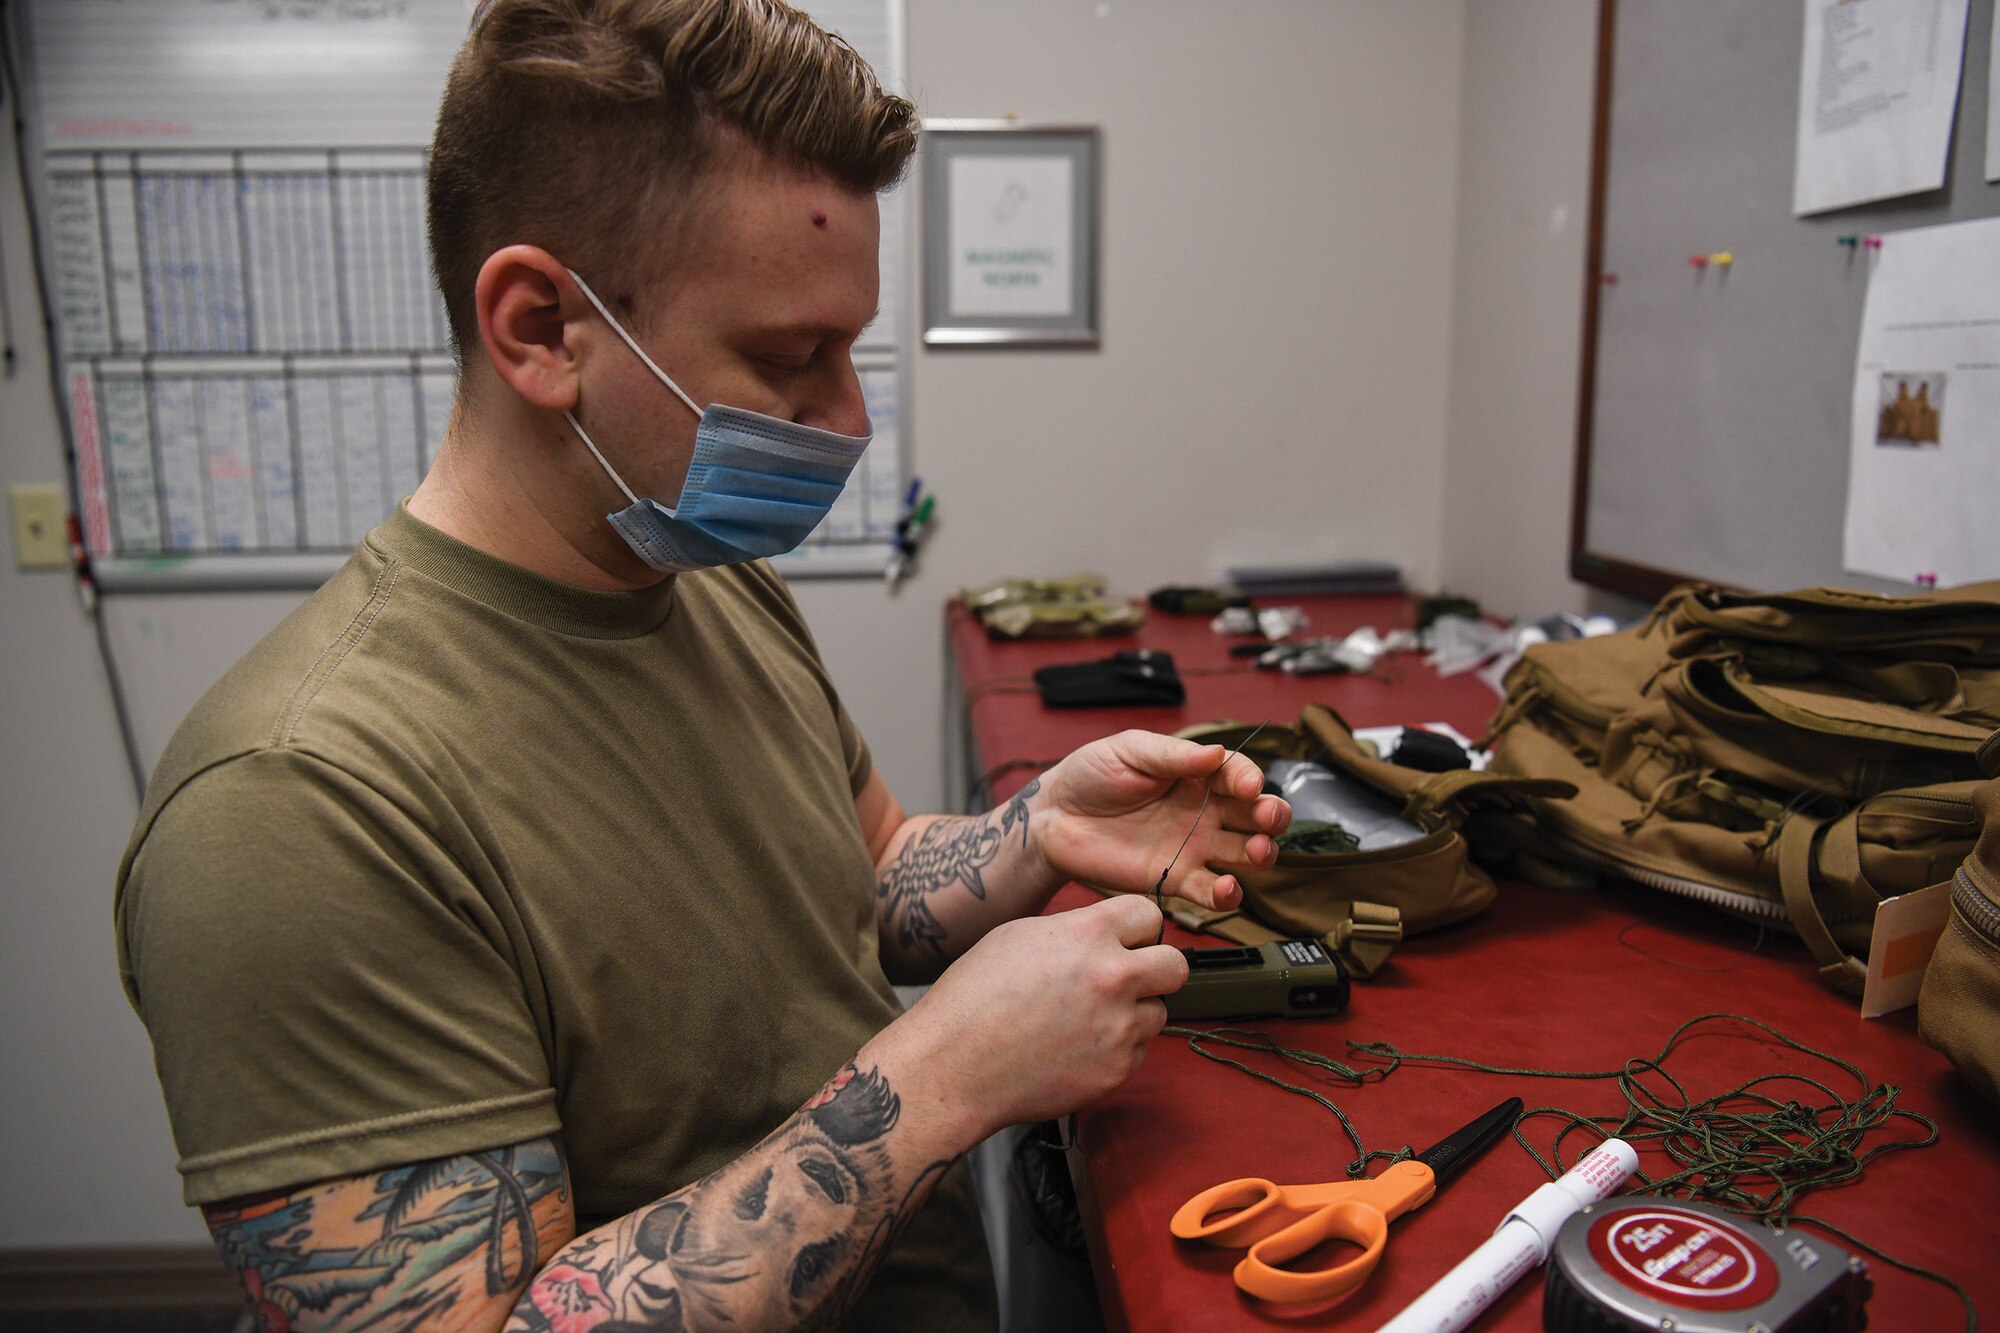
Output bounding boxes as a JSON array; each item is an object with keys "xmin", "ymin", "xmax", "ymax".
[{"xmin": 428, "ymin": 0, "xmax": 917, "ymax": 353}]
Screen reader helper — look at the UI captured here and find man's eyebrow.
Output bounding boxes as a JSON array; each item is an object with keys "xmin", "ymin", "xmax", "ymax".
[{"xmin": 767, "ymin": 311, "xmax": 879, "ymax": 343}]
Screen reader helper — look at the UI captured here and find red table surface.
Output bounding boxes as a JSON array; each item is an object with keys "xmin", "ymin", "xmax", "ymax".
[{"xmin": 949, "ymin": 596, "xmax": 1998, "ymax": 1332}]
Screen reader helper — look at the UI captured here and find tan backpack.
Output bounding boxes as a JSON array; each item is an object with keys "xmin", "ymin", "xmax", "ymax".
[
  {"xmin": 1918, "ymin": 729, "xmax": 2000, "ymax": 1105},
  {"xmin": 1482, "ymin": 582, "xmax": 2000, "ymax": 996},
  {"xmin": 1140, "ymin": 704, "xmax": 1574, "ymax": 978}
]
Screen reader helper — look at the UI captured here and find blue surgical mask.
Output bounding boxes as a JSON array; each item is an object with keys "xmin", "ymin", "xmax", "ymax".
[{"xmin": 562, "ymin": 268, "xmax": 871, "ymax": 573}]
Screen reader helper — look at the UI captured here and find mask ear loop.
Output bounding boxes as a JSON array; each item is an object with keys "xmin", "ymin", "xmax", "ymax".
[
  {"xmin": 564, "ymin": 267, "xmax": 703, "ymax": 420},
  {"xmin": 563, "ymin": 410, "xmax": 642, "ymax": 507}
]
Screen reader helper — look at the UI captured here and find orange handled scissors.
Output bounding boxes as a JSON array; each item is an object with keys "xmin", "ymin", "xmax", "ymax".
[{"xmin": 1169, "ymin": 1096, "xmax": 1522, "ymax": 1303}]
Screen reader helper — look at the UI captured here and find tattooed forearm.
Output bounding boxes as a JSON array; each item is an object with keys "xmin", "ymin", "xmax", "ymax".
[
  {"xmin": 507, "ymin": 1062, "xmax": 952, "ymax": 1333},
  {"xmin": 204, "ymin": 1138, "xmax": 570, "ymax": 1331},
  {"xmin": 876, "ymin": 777, "xmax": 1039, "ymax": 967}
]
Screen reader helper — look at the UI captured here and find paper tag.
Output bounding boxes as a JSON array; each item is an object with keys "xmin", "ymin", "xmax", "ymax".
[{"xmin": 1859, "ymin": 880, "xmax": 1953, "ymax": 1018}]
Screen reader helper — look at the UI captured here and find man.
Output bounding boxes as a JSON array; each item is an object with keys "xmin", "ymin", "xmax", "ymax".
[{"xmin": 115, "ymin": 1, "xmax": 1289, "ymax": 1328}]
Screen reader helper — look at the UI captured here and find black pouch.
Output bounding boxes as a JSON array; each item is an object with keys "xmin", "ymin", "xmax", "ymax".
[
  {"xmin": 1389, "ymin": 726, "xmax": 1473, "ymax": 773},
  {"xmin": 1033, "ymin": 650, "xmax": 1186, "ymax": 708}
]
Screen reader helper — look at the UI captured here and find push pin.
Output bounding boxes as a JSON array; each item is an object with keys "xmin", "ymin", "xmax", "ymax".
[
  {"xmin": 1688, "ymin": 254, "xmax": 1709, "ymax": 269},
  {"xmin": 1863, "ymin": 235, "xmax": 1884, "ymax": 250},
  {"xmin": 1837, "ymin": 235, "xmax": 1859, "ymax": 250},
  {"xmin": 1709, "ymin": 252, "xmax": 1733, "ymax": 267},
  {"xmin": 1917, "ymin": 572, "xmax": 1939, "ymax": 590},
  {"xmin": 1599, "ymin": 272, "xmax": 1619, "ymax": 286}
]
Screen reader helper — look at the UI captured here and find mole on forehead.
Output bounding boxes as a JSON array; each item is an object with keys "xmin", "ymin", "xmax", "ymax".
[{"xmin": 811, "ymin": 210, "xmax": 828, "ymax": 227}]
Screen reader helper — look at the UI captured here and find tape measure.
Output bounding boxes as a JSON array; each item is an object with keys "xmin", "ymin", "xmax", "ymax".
[{"xmin": 1543, "ymin": 1197, "xmax": 1871, "ymax": 1332}]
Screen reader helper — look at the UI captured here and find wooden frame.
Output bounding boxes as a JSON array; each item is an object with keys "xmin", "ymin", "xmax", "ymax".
[{"xmin": 1567, "ymin": 0, "xmax": 1699, "ymax": 603}]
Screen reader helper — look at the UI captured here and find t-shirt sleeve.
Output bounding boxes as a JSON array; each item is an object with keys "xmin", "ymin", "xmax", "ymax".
[
  {"xmin": 740, "ymin": 561, "xmax": 874, "ymax": 797},
  {"xmin": 836, "ymin": 682, "xmax": 874, "ymax": 798},
  {"xmin": 118, "ymin": 748, "xmax": 560, "ymax": 1205}
]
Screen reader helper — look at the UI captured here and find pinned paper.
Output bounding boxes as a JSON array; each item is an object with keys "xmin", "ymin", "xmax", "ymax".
[
  {"xmin": 1859, "ymin": 879, "xmax": 1953, "ymax": 1018},
  {"xmin": 1794, "ymin": 0, "xmax": 1970, "ymax": 215},
  {"xmin": 1843, "ymin": 218, "xmax": 2000, "ymax": 584}
]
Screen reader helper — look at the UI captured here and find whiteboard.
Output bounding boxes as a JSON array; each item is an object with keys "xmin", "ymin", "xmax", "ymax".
[{"xmin": 15, "ymin": 0, "xmax": 911, "ymax": 588}]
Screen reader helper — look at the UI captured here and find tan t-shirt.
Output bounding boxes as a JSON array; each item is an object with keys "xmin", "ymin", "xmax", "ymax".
[{"xmin": 116, "ymin": 508, "xmax": 995, "ymax": 1329}]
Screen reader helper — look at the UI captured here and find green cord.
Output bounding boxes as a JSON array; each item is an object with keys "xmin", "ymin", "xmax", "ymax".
[
  {"xmin": 1165, "ymin": 1012, "xmax": 1975, "ymax": 1330},
  {"xmin": 1162, "ymin": 1025, "xmax": 1407, "ymax": 1177},
  {"xmin": 1154, "ymin": 722, "xmax": 1269, "ymax": 943},
  {"xmin": 1793, "ymin": 1213, "xmax": 1978, "ymax": 1332}
]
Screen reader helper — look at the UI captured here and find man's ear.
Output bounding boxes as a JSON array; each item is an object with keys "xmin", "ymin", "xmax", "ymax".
[{"xmin": 473, "ymin": 246, "xmax": 582, "ymax": 412}]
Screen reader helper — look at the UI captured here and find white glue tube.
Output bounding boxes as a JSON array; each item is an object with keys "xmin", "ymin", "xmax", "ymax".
[{"xmin": 1375, "ymin": 1138, "xmax": 1638, "ymax": 1333}]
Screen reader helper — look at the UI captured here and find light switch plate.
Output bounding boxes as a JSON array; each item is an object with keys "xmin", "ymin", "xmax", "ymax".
[{"xmin": 9, "ymin": 485, "xmax": 70, "ymax": 570}]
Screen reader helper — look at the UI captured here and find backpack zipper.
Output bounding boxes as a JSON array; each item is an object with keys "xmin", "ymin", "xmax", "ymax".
[
  {"xmin": 1955, "ymin": 865, "xmax": 2000, "ymax": 946},
  {"xmin": 1534, "ymin": 821, "xmax": 1874, "ymax": 927},
  {"xmin": 1872, "ymin": 790, "xmax": 1977, "ymax": 812},
  {"xmin": 1539, "ymin": 828, "xmax": 1791, "ymax": 923}
]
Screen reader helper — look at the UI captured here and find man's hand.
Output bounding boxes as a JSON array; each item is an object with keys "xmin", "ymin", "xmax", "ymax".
[
  {"xmin": 867, "ymin": 731, "xmax": 1290, "ymax": 981},
  {"xmin": 887, "ymin": 893, "xmax": 1189, "ymax": 1137},
  {"xmin": 1023, "ymin": 730, "xmax": 1291, "ymax": 911}
]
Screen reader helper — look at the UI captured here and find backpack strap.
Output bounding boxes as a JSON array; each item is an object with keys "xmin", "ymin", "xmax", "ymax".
[
  {"xmin": 1817, "ymin": 813, "xmax": 1866, "ymax": 894},
  {"xmin": 1122, "ymin": 892, "xmax": 1405, "ymax": 980},
  {"xmin": 1173, "ymin": 720, "xmax": 1308, "ymax": 764},
  {"xmin": 1775, "ymin": 814, "xmax": 1869, "ymax": 998},
  {"xmin": 1290, "ymin": 700, "xmax": 1578, "ymax": 820},
  {"xmin": 1324, "ymin": 902, "xmax": 1403, "ymax": 979},
  {"xmin": 1402, "ymin": 769, "xmax": 1579, "ymax": 828},
  {"xmin": 1155, "ymin": 898, "xmax": 1270, "ymax": 942}
]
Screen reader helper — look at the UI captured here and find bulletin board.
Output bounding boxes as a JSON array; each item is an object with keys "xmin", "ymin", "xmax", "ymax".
[
  {"xmin": 9, "ymin": 0, "xmax": 910, "ymax": 590},
  {"xmin": 1572, "ymin": 0, "xmax": 2000, "ymax": 601}
]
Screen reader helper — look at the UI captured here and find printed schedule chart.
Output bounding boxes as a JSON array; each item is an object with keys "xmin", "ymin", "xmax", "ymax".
[
  {"xmin": 21, "ymin": 0, "xmax": 910, "ymax": 583},
  {"xmin": 52, "ymin": 149, "xmax": 457, "ymax": 557}
]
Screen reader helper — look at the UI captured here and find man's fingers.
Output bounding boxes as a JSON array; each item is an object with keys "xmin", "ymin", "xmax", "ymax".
[
  {"xmin": 1190, "ymin": 828, "xmax": 1279, "ymax": 873},
  {"xmin": 1208, "ymin": 749, "xmax": 1268, "ymax": 801},
  {"xmin": 1088, "ymin": 890, "xmax": 1168, "ymax": 947},
  {"xmin": 1128, "ymin": 945, "xmax": 1189, "ymax": 999},
  {"xmin": 1166, "ymin": 868, "xmax": 1244, "ymax": 911},
  {"xmin": 1108, "ymin": 731, "xmax": 1242, "ymax": 785},
  {"xmin": 1097, "ymin": 732, "xmax": 1283, "ymax": 820},
  {"xmin": 1259, "ymin": 792, "xmax": 1291, "ymax": 833},
  {"xmin": 1216, "ymin": 793, "xmax": 1292, "ymax": 838},
  {"xmin": 1073, "ymin": 898, "xmax": 1187, "ymax": 991}
]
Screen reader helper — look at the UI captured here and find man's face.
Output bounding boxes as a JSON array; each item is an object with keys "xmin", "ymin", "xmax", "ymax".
[{"xmin": 570, "ymin": 154, "xmax": 882, "ymax": 515}]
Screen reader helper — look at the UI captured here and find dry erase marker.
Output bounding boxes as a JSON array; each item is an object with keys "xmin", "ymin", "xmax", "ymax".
[
  {"xmin": 884, "ymin": 480, "xmax": 924, "ymax": 585},
  {"xmin": 1374, "ymin": 1138, "xmax": 1638, "ymax": 1333}
]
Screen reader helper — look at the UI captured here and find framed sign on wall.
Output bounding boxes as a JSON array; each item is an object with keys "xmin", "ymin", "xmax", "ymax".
[{"xmin": 920, "ymin": 122, "xmax": 1100, "ymax": 348}]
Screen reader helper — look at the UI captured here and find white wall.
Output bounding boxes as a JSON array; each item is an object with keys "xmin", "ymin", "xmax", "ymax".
[
  {"xmin": 809, "ymin": 0, "xmax": 1468, "ymax": 811},
  {"xmin": 1, "ymin": 0, "xmax": 1614, "ymax": 1254},
  {"xmin": 0, "ymin": 109, "xmax": 223, "ymax": 1246},
  {"xmin": 1438, "ymin": 0, "xmax": 1641, "ymax": 622}
]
